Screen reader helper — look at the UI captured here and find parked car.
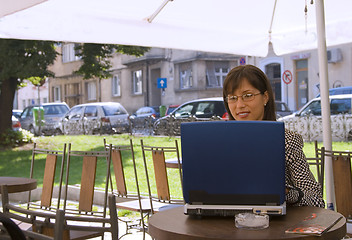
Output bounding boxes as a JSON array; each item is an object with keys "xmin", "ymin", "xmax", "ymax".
[
  {"xmin": 316, "ymin": 86, "xmax": 352, "ymax": 97},
  {"xmin": 165, "ymin": 104, "xmax": 179, "ymax": 116},
  {"xmin": 19, "ymin": 102, "xmax": 70, "ymax": 136},
  {"xmin": 153, "ymin": 97, "xmax": 228, "ymax": 136},
  {"xmin": 275, "ymin": 101, "xmax": 292, "ymax": 119},
  {"xmin": 12, "ymin": 109, "xmax": 22, "ymax": 119},
  {"xmin": 129, "ymin": 106, "xmax": 160, "ymax": 128},
  {"xmin": 61, "ymin": 102, "xmax": 130, "ymax": 135},
  {"xmin": 278, "ymin": 94, "xmax": 352, "ymax": 141},
  {"xmin": 12, "ymin": 115, "xmax": 21, "ymax": 131}
]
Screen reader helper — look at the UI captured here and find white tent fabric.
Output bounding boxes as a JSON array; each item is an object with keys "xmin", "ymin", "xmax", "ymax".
[
  {"xmin": 0, "ymin": 0, "xmax": 351, "ymax": 57},
  {"xmin": 0, "ymin": 0, "xmax": 350, "ymax": 210}
]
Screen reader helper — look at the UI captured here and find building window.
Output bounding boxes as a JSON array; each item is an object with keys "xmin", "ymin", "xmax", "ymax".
[
  {"xmin": 265, "ymin": 63, "xmax": 281, "ymax": 101},
  {"xmin": 87, "ymin": 82, "xmax": 97, "ymax": 101},
  {"xmin": 179, "ymin": 63, "xmax": 193, "ymax": 89},
  {"xmin": 43, "ymin": 97, "xmax": 48, "ymax": 103},
  {"xmin": 62, "ymin": 43, "xmax": 81, "ymax": 63},
  {"xmin": 206, "ymin": 61, "xmax": 229, "ymax": 87},
  {"xmin": 53, "ymin": 86, "xmax": 61, "ymax": 102},
  {"xmin": 112, "ymin": 74, "xmax": 121, "ymax": 97},
  {"xmin": 22, "ymin": 100, "xmax": 26, "ymax": 108},
  {"xmin": 132, "ymin": 70, "xmax": 142, "ymax": 94},
  {"xmin": 295, "ymin": 59, "xmax": 308, "ymax": 109}
]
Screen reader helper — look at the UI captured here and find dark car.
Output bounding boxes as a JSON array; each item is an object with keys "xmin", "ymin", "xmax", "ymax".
[
  {"xmin": 61, "ymin": 102, "xmax": 130, "ymax": 135},
  {"xmin": 153, "ymin": 97, "xmax": 228, "ymax": 136},
  {"xmin": 275, "ymin": 101, "xmax": 292, "ymax": 119},
  {"xmin": 19, "ymin": 102, "xmax": 70, "ymax": 136},
  {"xmin": 165, "ymin": 104, "xmax": 179, "ymax": 116},
  {"xmin": 129, "ymin": 106, "xmax": 160, "ymax": 129}
]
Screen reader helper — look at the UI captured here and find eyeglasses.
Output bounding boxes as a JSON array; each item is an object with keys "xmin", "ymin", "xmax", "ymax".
[{"xmin": 226, "ymin": 92, "xmax": 262, "ymax": 103}]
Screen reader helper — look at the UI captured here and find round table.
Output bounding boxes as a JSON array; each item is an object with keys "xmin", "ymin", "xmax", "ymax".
[
  {"xmin": 0, "ymin": 177, "xmax": 37, "ymax": 193},
  {"xmin": 148, "ymin": 206, "xmax": 346, "ymax": 240}
]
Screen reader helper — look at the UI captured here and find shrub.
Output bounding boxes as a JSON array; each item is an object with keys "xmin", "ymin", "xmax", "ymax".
[{"xmin": 0, "ymin": 129, "xmax": 35, "ymax": 148}]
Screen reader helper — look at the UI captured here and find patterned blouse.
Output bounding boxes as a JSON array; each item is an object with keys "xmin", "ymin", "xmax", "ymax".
[{"xmin": 284, "ymin": 129, "xmax": 325, "ymax": 208}]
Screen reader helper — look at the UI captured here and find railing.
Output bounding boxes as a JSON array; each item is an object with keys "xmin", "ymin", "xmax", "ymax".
[{"xmin": 279, "ymin": 113, "xmax": 352, "ymax": 142}]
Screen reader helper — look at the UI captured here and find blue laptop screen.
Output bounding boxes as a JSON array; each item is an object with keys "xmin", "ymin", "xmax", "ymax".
[{"xmin": 181, "ymin": 121, "xmax": 286, "ymax": 206}]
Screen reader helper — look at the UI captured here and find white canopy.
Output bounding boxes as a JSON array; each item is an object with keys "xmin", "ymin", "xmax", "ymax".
[
  {"xmin": 1, "ymin": 0, "xmax": 349, "ymax": 210},
  {"xmin": 0, "ymin": 0, "xmax": 351, "ymax": 57}
]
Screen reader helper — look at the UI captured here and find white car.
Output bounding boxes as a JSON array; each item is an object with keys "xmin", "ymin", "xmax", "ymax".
[
  {"xmin": 278, "ymin": 94, "xmax": 352, "ymax": 141},
  {"xmin": 61, "ymin": 102, "xmax": 130, "ymax": 135}
]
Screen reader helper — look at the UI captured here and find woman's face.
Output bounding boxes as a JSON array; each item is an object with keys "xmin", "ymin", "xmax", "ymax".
[{"xmin": 227, "ymin": 78, "xmax": 269, "ymax": 121}]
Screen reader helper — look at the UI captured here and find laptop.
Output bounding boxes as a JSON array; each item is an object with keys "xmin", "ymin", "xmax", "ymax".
[{"xmin": 180, "ymin": 121, "xmax": 286, "ymax": 216}]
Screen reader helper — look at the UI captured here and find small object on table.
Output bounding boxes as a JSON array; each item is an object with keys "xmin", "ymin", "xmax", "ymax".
[
  {"xmin": 285, "ymin": 212, "xmax": 343, "ymax": 236},
  {"xmin": 235, "ymin": 212, "xmax": 269, "ymax": 230}
]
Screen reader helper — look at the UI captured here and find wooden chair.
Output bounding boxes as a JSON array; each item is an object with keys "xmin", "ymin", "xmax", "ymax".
[
  {"xmin": 140, "ymin": 139, "xmax": 183, "ymax": 214},
  {"xmin": 328, "ymin": 149, "xmax": 352, "ymax": 219},
  {"xmin": 1, "ymin": 185, "xmax": 65, "ymax": 240},
  {"xmin": 26, "ymin": 142, "xmax": 67, "ymax": 212},
  {"xmin": 0, "ymin": 143, "xmax": 67, "ymax": 238},
  {"xmin": 305, "ymin": 141, "xmax": 325, "ymax": 196},
  {"xmin": 103, "ymin": 138, "xmax": 147, "ymax": 239},
  {"xmin": 0, "ymin": 206, "xmax": 65, "ymax": 240},
  {"xmin": 59, "ymin": 143, "xmax": 118, "ymax": 240}
]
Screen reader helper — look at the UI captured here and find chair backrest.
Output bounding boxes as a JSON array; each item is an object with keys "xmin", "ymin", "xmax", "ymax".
[
  {"xmin": 140, "ymin": 139, "xmax": 183, "ymax": 204},
  {"xmin": 28, "ymin": 142, "xmax": 67, "ymax": 210},
  {"xmin": 306, "ymin": 141, "xmax": 325, "ymax": 195},
  {"xmin": 328, "ymin": 149, "xmax": 352, "ymax": 219},
  {"xmin": 63, "ymin": 143, "xmax": 112, "ymax": 214},
  {"xmin": 103, "ymin": 138, "xmax": 139, "ymax": 198},
  {"xmin": 60, "ymin": 144, "xmax": 118, "ymax": 240}
]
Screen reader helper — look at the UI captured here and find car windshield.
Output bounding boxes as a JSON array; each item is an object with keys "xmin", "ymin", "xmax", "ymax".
[
  {"xmin": 43, "ymin": 105, "xmax": 69, "ymax": 115},
  {"xmin": 102, "ymin": 105, "xmax": 126, "ymax": 116}
]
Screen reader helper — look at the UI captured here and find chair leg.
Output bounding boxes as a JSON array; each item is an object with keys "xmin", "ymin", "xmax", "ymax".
[{"xmin": 109, "ymin": 195, "xmax": 119, "ymax": 240}]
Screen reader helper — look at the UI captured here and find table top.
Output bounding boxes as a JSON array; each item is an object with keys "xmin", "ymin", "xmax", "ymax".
[
  {"xmin": 148, "ymin": 206, "xmax": 346, "ymax": 240},
  {"xmin": 0, "ymin": 177, "xmax": 37, "ymax": 193}
]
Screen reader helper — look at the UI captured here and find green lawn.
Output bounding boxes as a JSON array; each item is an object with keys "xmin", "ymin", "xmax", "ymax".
[{"xmin": 1, "ymin": 134, "xmax": 351, "ymax": 203}]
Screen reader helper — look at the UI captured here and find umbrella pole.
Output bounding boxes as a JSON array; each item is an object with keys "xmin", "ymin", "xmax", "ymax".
[{"xmin": 315, "ymin": 0, "xmax": 335, "ymax": 210}]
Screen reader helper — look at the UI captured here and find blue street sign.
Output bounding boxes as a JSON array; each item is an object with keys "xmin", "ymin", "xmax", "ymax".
[{"xmin": 157, "ymin": 78, "xmax": 167, "ymax": 88}]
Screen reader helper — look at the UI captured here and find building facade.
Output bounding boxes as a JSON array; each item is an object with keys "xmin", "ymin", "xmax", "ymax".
[
  {"xmin": 48, "ymin": 44, "xmax": 240, "ymax": 113},
  {"xmin": 35, "ymin": 42, "xmax": 352, "ymax": 114}
]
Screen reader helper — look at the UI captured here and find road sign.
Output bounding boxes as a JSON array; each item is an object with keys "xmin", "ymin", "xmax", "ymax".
[
  {"xmin": 157, "ymin": 78, "xmax": 167, "ymax": 88},
  {"xmin": 282, "ymin": 70, "xmax": 293, "ymax": 84},
  {"xmin": 239, "ymin": 57, "xmax": 246, "ymax": 65}
]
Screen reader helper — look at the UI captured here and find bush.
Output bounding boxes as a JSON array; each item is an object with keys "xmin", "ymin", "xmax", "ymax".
[{"xmin": 0, "ymin": 129, "xmax": 35, "ymax": 148}]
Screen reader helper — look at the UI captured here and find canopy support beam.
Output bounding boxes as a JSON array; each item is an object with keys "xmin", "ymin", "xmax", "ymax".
[{"xmin": 315, "ymin": 0, "xmax": 335, "ymax": 210}]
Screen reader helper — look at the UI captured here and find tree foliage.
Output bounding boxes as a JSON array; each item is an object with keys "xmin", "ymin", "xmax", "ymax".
[
  {"xmin": 0, "ymin": 39, "xmax": 58, "ymax": 134},
  {"xmin": 0, "ymin": 39, "xmax": 57, "ymax": 81},
  {"xmin": 75, "ymin": 43, "xmax": 150, "ymax": 79}
]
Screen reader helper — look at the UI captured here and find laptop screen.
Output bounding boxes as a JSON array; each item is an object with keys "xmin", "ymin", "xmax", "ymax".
[{"xmin": 181, "ymin": 121, "xmax": 285, "ymax": 206}]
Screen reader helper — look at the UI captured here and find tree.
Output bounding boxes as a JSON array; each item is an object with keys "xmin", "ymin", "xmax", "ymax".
[
  {"xmin": 74, "ymin": 43, "xmax": 150, "ymax": 101},
  {"xmin": 0, "ymin": 39, "xmax": 57, "ymax": 135},
  {"xmin": 75, "ymin": 44, "xmax": 150, "ymax": 79},
  {"xmin": 0, "ymin": 40, "xmax": 149, "ymax": 136}
]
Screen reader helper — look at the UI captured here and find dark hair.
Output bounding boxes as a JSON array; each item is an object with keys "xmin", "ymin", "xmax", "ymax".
[{"xmin": 222, "ymin": 65, "xmax": 276, "ymax": 121}]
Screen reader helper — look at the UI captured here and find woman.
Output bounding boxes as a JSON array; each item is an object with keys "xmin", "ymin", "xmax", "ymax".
[{"xmin": 223, "ymin": 64, "xmax": 325, "ymax": 208}]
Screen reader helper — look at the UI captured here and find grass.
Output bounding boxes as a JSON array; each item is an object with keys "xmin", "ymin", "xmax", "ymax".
[
  {"xmin": 1, "ymin": 134, "xmax": 351, "ymax": 204},
  {"xmin": 0, "ymin": 134, "xmax": 183, "ymax": 199}
]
